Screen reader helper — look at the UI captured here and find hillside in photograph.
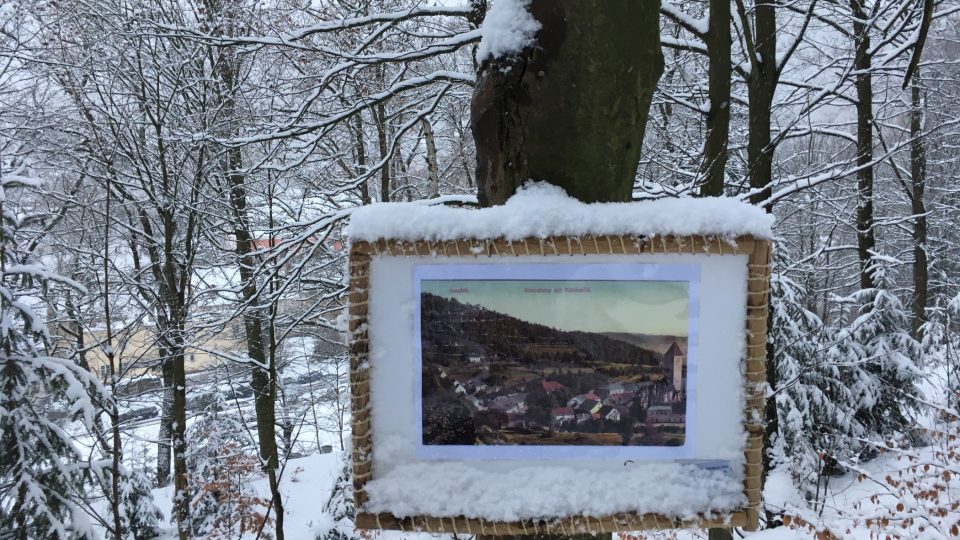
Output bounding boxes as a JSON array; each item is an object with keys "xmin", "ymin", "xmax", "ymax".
[
  {"xmin": 602, "ymin": 332, "xmax": 688, "ymax": 355},
  {"xmin": 420, "ymin": 292, "xmax": 664, "ymax": 371}
]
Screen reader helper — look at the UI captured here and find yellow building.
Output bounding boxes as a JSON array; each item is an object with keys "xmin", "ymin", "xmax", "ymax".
[{"xmin": 84, "ymin": 323, "xmax": 248, "ymax": 380}]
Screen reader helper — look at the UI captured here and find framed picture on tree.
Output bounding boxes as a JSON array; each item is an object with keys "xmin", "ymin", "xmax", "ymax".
[{"xmin": 345, "ymin": 187, "xmax": 772, "ymax": 534}]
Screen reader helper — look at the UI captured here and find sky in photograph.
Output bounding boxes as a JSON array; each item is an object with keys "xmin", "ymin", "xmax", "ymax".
[{"xmin": 421, "ymin": 279, "xmax": 689, "ymax": 336}]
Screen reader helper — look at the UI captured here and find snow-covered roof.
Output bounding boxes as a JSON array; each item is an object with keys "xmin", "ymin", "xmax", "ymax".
[{"xmin": 347, "ymin": 182, "xmax": 774, "ymax": 243}]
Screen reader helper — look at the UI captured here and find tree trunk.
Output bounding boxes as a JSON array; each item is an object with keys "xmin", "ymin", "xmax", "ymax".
[
  {"xmin": 743, "ymin": 2, "xmax": 782, "ymax": 530},
  {"xmin": 910, "ymin": 77, "xmax": 928, "ymax": 338},
  {"xmin": 424, "ymin": 118, "xmax": 440, "ymax": 198},
  {"xmin": 458, "ymin": 137, "xmax": 475, "ymax": 189},
  {"xmin": 472, "ymin": 0, "xmax": 663, "ymax": 205},
  {"xmin": 746, "ymin": 0, "xmax": 777, "ymax": 207},
  {"xmin": 376, "ymin": 102, "xmax": 391, "ymax": 202},
  {"xmin": 170, "ymin": 334, "xmax": 189, "ymax": 540},
  {"xmin": 851, "ymin": 0, "xmax": 876, "ymax": 290},
  {"xmin": 203, "ymin": 5, "xmax": 288, "ymax": 529},
  {"xmin": 356, "ymin": 114, "xmax": 370, "ymax": 205},
  {"xmin": 708, "ymin": 528, "xmax": 733, "ymax": 540},
  {"xmin": 471, "ymin": 3, "xmax": 661, "ymax": 540},
  {"xmin": 157, "ymin": 357, "xmax": 173, "ymax": 486},
  {"xmin": 148, "ymin": 222, "xmax": 192, "ymax": 539},
  {"xmin": 228, "ymin": 148, "xmax": 286, "ymax": 540},
  {"xmin": 700, "ymin": 2, "xmax": 736, "ymax": 536},
  {"xmin": 698, "ymin": 0, "xmax": 731, "ymax": 197},
  {"xmin": 102, "ymin": 185, "xmax": 123, "ymax": 540},
  {"xmin": 155, "ymin": 314, "xmax": 190, "ymax": 539}
]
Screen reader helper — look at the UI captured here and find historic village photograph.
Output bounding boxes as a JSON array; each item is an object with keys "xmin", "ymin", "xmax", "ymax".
[{"xmin": 419, "ymin": 278, "xmax": 691, "ymax": 448}]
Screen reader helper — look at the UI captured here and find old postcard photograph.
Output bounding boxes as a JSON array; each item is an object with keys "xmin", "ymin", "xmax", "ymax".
[{"xmin": 415, "ymin": 263, "xmax": 698, "ymax": 458}]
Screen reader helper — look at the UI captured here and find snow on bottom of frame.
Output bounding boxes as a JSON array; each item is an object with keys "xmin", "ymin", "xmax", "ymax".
[{"xmin": 363, "ymin": 458, "xmax": 745, "ymax": 522}]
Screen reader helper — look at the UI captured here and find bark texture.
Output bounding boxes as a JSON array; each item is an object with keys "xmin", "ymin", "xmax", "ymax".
[
  {"xmin": 698, "ymin": 0, "xmax": 731, "ymax": 197},
  {"xmin": 157, "ymin": 361, "xmax": 173, "ymax": 486},
  {"xmin": 851, "ymin": 0, "xmax": 876, "ymax": 290},
  {"xmin": 910, "ymin": 78, "xmax": 928, "ymax": 338},
  {"xmin": 472, "ymin": 0, "xmax": 663, "ymax": 205},
  {"xmin": 424, "ymin": 118, "xmax": 440, "ymax": 198},
  {"xmin": 746, "ymin": 0, "xmax": 777, "ymax": 207},
  {"xmin": 376, "ymin": 101, "xmax": 391, "ymax": 202}
]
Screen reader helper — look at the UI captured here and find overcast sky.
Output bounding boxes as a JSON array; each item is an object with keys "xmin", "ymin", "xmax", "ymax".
[{"xmin": 421, "ymin": 279, "xmax": 689, "ymax": 336}]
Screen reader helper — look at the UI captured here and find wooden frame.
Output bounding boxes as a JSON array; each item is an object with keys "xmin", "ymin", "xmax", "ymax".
[{"xmin": 348, "ymin": 234, "xmax": 771, "ymax": 534}]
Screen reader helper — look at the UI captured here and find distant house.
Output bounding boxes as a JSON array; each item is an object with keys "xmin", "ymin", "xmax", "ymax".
[
  {"xmin": 648, "ymin": 403, "xmax": 685, "ymax": 424},
  {"xmin": 600, "ymin": 383, "xmax": 629, "ymax": 398},
  {"xmin": 491, "ymin": 393, "xmax": 527, "ymax": 414},
  {"xmin": 542, "ymin": 380, "xmax": 565, "ymax": 393},
  {"xmin": 507, "ymin": 413, "xmax": 527, "ymax": 428},
  {"xmin": 518, "ymin": 412, "xmax": 545, "ymax": 428},
  {"xmin": 598, "ymin": 405, "xmax": 620, "ymax": 422},
  {"xmin": 551, "ymin": 407, "xmax": 575, "ymax": 424},
  {"xmin": 468, "ymin": 355, "xmax": 484, "ymax": 364},
  {"xmin": 577, "ymin": 399, "xmax": 602, "ymax": 415},
  {"xmin": 606, "ymin": 391, "xmax": 637, "ymax": 405},
  {"xmin": 568, "ymin": 394, "xmax": 587, "ymax": 408},
  {"xmin": 466, "ymin": 375, "xmax": 489, "ymax": 393}
]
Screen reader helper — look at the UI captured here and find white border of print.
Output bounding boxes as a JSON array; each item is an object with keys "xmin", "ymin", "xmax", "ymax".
[{"xmin": 413, "ymin": 263, "xmax": 700, "ymax": 461}]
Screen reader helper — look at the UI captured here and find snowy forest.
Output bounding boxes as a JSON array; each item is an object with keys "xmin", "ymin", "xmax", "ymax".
[{"xmin": 1, "ymin": 0, "xmax": 960, "ymax": 538}]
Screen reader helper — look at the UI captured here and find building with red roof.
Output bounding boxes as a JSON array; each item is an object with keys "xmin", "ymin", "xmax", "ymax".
[{"xmin": 542, "ymin": 380, "xmax": 565, "ymax": 392}]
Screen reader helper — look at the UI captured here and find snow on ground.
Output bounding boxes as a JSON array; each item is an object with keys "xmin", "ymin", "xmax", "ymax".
[
  {"xmin": 348, "ymin": 182, "xmax": 774, "ymax": 243},
  {"xmin": 150, "ymin": 451, "xmax": 440, "ymax": 540},
  {"xmin": 140, "ymin": 434, "xmax": 956, "ymax": 539},
  {"xmin": 244, "ymin": 452, "xmax": 343, "ymax": 540},
  {"xmin": 147, "ymin": 452, "xmax": 341, "ymax": 540},
  {"xmin": 620, "ymin": 364, "xmax": 960, "ymax": 539}
]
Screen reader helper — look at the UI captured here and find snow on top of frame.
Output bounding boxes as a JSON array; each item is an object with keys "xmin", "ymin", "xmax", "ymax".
[{"xmin": 347, "ymin": 182, "xmax": 774, "ymax": 243}]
